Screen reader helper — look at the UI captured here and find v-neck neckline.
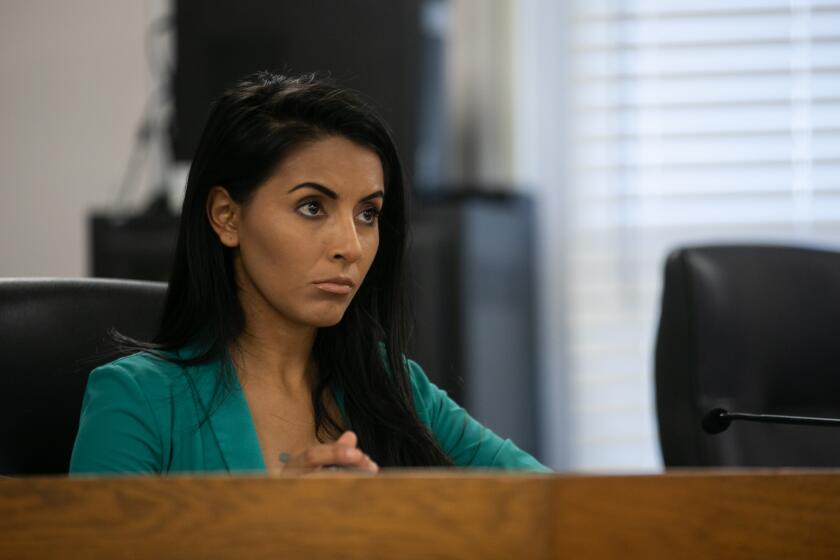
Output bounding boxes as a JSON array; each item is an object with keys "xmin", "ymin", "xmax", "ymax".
[{"xmin": 190, "ymin": 351, "xmax": 350, "ymax": 474}]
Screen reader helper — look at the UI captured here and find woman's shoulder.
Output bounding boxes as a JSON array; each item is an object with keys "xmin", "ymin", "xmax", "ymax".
[
  {"xmin": 404, "ymin": 358, "xmax": 433, "ymax": 391},
  {"xmin": 88, "ymin": 350, "xmax": 201, "ymax": 398},
  {"xmin": 95, "ymin": 351, "xmax": 184, "ymax": 377},
  {"xmin": 403, "ymin": 358, "xmax": 449, "ymax": 419}
]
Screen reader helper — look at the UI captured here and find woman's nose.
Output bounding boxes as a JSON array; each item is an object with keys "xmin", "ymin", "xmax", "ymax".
[{"xmin": 330, "ymin": 217, "xmax": 363, "ymax": 263}]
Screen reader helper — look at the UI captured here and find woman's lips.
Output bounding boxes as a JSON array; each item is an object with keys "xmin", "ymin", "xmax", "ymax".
[{"xmin": 313, "ymin": 282, "xmax": 353, "ymax": 295}]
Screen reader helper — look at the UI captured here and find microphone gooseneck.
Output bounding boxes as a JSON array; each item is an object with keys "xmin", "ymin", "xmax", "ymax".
[{"xmin": 702, "ymin": 407, "xmax": 840, "ymax": 435}]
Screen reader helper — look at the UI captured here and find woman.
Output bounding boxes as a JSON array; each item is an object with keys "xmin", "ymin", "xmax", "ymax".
[{"xmin": 70, "ymin": 72, "xmax": 549, "ymax": 475}]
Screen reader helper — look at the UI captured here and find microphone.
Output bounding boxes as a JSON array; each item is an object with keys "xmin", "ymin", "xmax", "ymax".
[{"xmin": 702, "ymin": 407, "xmax": 840, "ymax": 434}]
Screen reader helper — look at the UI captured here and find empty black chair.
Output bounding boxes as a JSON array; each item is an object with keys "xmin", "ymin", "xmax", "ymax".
[
  {"xmin": 655, "ymin": 245, "xmax": 840, "ymax": 467},
  {"xmin": 0, "ymin": 278, "xmax": 166, "ymax": 475}
]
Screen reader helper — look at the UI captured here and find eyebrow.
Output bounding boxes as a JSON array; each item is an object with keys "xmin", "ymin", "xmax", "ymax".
[{"xmin": 287, "ymin": 182, "xmax": 384, "ymax": 203}]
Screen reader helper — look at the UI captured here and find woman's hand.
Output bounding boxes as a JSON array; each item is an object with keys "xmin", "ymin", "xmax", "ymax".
[{"xmin": 279, "ymin": 431, "xmax": 379, "ymax": 475}]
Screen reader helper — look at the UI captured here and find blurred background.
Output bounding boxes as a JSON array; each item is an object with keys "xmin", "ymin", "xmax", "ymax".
[{"xmin": 2, "ymin": 0, "xmax": 839, "ymax": 472}]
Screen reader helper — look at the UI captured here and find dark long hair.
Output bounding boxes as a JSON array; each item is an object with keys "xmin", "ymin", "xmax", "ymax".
[{"xmin": 128, "ymin": 72, "xmax": 452, "ymax": 467}]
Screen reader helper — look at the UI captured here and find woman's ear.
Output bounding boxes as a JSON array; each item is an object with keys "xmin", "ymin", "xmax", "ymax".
[{"xmin": 206, "ymin": 186, "xmax": 241, "ymax": 248}]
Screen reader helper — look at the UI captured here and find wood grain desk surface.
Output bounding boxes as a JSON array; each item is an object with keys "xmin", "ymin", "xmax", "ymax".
[{"xmin": 1, "ymin": 470, "xmax": 839, "ymax": 559}]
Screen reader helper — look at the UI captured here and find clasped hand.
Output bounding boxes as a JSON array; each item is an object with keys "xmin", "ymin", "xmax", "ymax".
[{"xmin": 278, "ymin": 431, "xmax": 379, "ymax": 475}]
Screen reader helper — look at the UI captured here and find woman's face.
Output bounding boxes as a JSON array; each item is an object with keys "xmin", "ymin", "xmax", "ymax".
[{"xmin": 210, "ymin": 135, "xmax": 384, "ymax": 330}]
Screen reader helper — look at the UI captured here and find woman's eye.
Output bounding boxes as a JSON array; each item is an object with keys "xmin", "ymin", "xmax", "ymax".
[
  {"xmin": 358, "ymin": 206, "xmax": 381, "ymax": 225},
  {"xmin": 297, "ymin": 200, "xmax": 324, "ymax": 218}
]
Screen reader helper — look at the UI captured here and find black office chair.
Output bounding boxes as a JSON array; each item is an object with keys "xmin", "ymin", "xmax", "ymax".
[
  {"xmin": 655, "ymin": 244, "xmax": 840, "ymax": 467},
  {"xmin": 0, "ymin": 278, "xmax": 166, "ymax": 475}
]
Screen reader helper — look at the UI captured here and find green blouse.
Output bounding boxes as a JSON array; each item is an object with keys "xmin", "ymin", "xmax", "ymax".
[{"xmin": 69, "ymin": 350, "xmax": 550, "ymax": 474}]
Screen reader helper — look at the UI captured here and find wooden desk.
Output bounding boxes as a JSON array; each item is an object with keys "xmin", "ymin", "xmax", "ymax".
[{"xmin": 1, "ymin": 470, "xmax": 838, "ymax": 559}]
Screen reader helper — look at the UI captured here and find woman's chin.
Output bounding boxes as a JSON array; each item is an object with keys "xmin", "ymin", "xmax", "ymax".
[
  {"xmin": 313, "ymin": 316, "xmax": 344, "ymax": 328},
  {"xmin": 303, "ymin": 307, "xmax": 349, "ymax": 328}
]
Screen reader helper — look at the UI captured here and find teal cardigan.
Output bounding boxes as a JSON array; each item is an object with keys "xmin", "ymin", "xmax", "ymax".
[{"xmin": 69, "ymin": 351, "xmax": 550, "ymax": 474}]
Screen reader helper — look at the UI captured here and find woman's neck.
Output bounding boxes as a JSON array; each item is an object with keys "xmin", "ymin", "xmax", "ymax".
[
  {"xmin": 229, "ymin": 256, "xmax": 322, "ymax": 395},
  {"xmin": 232, "ymin": 317, "xmax": 318, "ymax": 397}
]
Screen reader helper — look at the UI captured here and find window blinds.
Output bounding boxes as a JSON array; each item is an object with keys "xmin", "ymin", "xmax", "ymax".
[{"xmin": 566, "ymin": 0, "xmax": 840, "ymax": 469}]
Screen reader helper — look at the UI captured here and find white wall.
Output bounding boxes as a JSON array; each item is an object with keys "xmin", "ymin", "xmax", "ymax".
[
  {"xmin": 511, "ymin": 0, "xmax": 575, "ymax": 469},
  {"xmin": 446, "ymin": 0, "xmax": 516, "ymax": 186},
  {"xmin": 0, "ymin": 1, "xmax": 159, "ymax": 277}
]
